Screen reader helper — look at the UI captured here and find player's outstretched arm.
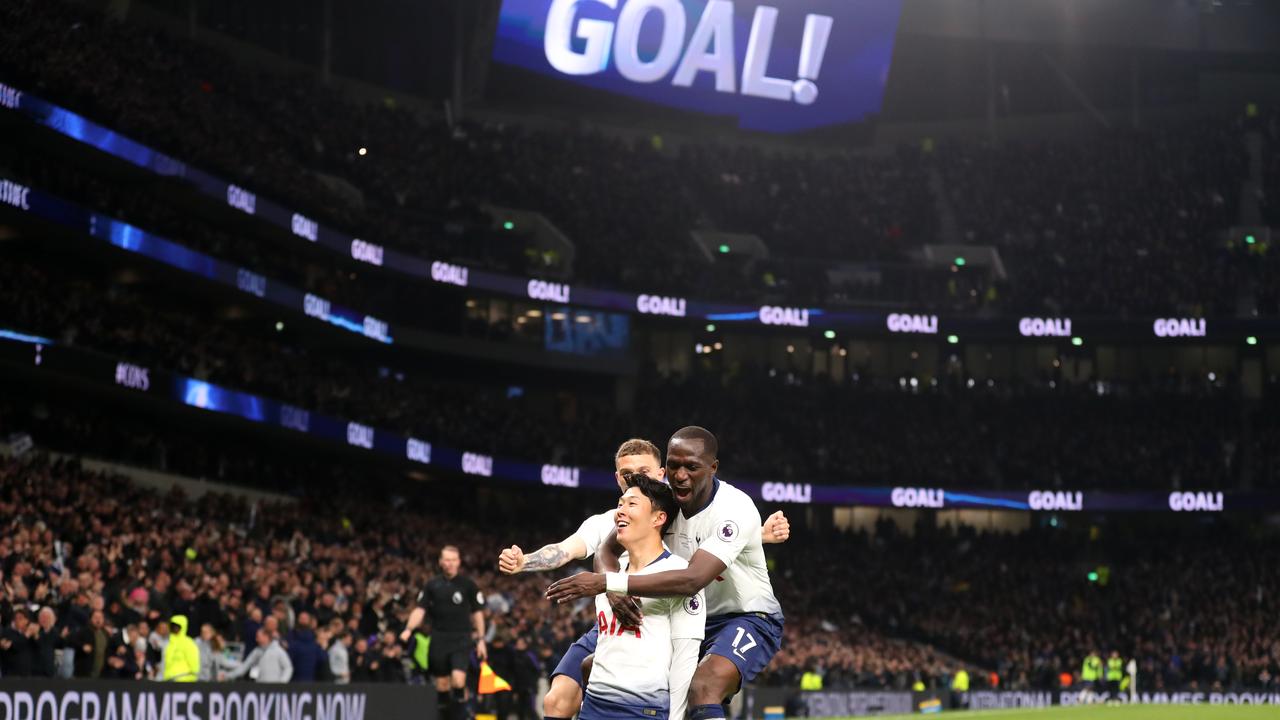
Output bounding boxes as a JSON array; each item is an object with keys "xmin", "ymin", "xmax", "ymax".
[
  {"xmin": 762, "ymin": 511, "xmax": 790, "ymax": 544},
  {"xmin": 547, "ymin": 550, "xmax": 726, "ymax": 602},
  {"xmin": 498, "ymin": 535, "xmax": 588, "ymax": 574},
  {"xmin": 592, "ymin": 513, "xmax": 782, "ymax": 567}
]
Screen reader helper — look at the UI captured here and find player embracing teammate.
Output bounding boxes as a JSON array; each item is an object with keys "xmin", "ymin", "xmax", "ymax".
[{"xmin": 502, "ymin": 428, "xmax": 787, "ymax": 720}]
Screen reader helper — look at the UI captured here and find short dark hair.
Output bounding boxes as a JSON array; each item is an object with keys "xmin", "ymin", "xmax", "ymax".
[
  {"xmin": 670, "ymin": 426, "xmax": 718, "ymax": 459},
  {"xmin": 625, "ymin": 473, "xmax": 678, "ymax": 535}
]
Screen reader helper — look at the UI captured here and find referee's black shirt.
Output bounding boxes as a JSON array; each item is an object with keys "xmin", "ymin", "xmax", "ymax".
[{"xmin": 418, "ymin": 574, "xmax": 484, "ymax": 634}]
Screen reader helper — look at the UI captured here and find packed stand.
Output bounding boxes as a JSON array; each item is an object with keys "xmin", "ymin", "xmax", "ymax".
[
  {"xmin": 2, "ymin": 0, "xmax": 1265, "ymax": 314},
  {"xmin": 0, "ymin": 0, "xmax": 692, "ymax": 295},
  {"xmin": 761, "ymin": 520, "xmax": 1280, "ymax": 693},
  {"xmin": 0, "ymin": 449, "xmax": 950, "ymax": 692},
  {"xmin": 0, "ymin": 251, "xmax": 1249, "ymax": 490},
  {"xmin": 2, "ymin": 154, "xmax": 474, "ymax": 337},
  {"xmin": 0, "ymin": 0, "xmax": 987, "ymax": 310},
  {"xmin": 937, "ymin": 121, "xmax": 1246, "ymax": 315},
  {"xmin": 0, "ymin": 452, "xmax": 590, "ymax": 686},
  {"xmin": 1, "ymin": 450, "xmax": 1276, "ymax": 694}
]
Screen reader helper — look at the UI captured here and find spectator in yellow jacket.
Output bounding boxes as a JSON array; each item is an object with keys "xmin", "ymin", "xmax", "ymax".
[{"xmin": 163, "ymin": 615, "xmax": 200, "ymax": 682}]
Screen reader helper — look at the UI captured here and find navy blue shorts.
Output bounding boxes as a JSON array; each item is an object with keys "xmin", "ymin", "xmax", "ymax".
[
  {"xmin": 551, "ymin": 626, "xmax": 599, "ymax": 687},
  {"xmin": 701, "ymin": 613, "xmax": 784, "ymax": 686},
  {"xmin": 580, "ymin": 692, "xmax": 668, "ymax": 720}
]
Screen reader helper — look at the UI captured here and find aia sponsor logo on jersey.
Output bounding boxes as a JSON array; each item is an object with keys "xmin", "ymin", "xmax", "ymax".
[{"xmin": 598, "ymin": 611, "xmax": 641, "ymax": 638}]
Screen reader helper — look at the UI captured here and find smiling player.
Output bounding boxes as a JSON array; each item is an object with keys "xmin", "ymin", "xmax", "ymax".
[
  {"xmin": 499, "ymin": 438, "xmax": 790, "ymax": 720},
  {"xmin": 580, "ymin": 473, "xmax": 704, "ymax": 720},
  {"xmin": 547, "ymin": 427, "xmax": 783, "ymax": 720}
]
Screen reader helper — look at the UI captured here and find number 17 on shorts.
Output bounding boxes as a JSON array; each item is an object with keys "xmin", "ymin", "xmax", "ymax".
[{"xmin": 701, "ymin": 615, "xmax": 784, "ymax": 685}]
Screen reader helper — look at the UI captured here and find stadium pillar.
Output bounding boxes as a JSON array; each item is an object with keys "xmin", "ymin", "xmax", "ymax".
[{"xmin": 187, "ymin": 0, "xmax": 198, "ymax": 39}]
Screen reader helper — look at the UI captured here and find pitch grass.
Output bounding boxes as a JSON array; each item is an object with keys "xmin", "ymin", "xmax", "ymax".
[{"xmin": 824, "ymin": 705, "xmax": 1280, "ymax": 720}]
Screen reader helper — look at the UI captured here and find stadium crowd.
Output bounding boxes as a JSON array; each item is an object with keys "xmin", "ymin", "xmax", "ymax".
[
  {"xmin": 0, "ymin": 451, "xmax": 580, "ymax": 687},
  {"xmin": 2, "ymin": 0, "xmax": 1279, "ymax": 704},
  {"xmin": 766, "ymin": 521, "xmax": 1280, "ymax": 694},
  {"xmin": 1, "ymin": 448, "xmax": 1277, "ymax": 694},
  {"xmin": 0, "ymin": 254, "xmax": 1249, "ymax": 490},
  {"xmin": 0, "ymin": 449, "xmax": 953, "ymax": 694},
  {"xmin": 2, "ymin": 0, "xmax": 1268, "ymax": 315},
  {"xmin": 938, "ymin": 120, "xmax": 1246, "ymax": 316}
]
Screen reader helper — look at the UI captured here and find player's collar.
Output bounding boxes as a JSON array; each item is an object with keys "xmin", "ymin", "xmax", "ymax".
[
  {"xmin": 625, "ymin": 547, "xmax": 672, "ymax": 571},
  {"xmin": 683, "ymin": 477, "xmax": 721, "ymax": 519}
]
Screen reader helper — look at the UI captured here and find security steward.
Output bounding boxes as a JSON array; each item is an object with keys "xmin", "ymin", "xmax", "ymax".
[
  {"xmin": 402, "ymin": 546, "xmax": 487, "ymax": 720},
  {"xmin": 1081, "ymin": 650, "xmax": 1103, "ymax": 695},
  {"xmin": 950, "ymin": 667, "xmax": 970, "ymax": 709},
  {"xmin": 1106, "ymin": 651, "xmax": 1125, "ymax": 698}
]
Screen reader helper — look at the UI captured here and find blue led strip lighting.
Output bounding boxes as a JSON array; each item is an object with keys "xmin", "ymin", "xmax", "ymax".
[
  {"xmin": 943, "ymin": 492, "xmax": 1032, "ymax": 511},
  {"xmin": 0, "ymin": 329, "xmax": 1261, "ymax": 512},
  {"xmin": 2, "ymin": 83, "xmax": 1270, "ymax": 340},
  {"xmin": 0, "ymin": 172, "xmax": 393, "ymax": 346}
]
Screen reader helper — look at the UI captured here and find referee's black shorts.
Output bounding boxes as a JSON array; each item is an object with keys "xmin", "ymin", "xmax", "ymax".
[{"xmin": 430, "ymin": 632, "xmax": 473, "ymax": 677}]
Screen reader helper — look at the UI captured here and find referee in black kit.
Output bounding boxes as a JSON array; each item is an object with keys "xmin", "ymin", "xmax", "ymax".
[{"xmin": 401, "ymin": 545, "xmax": 487, "ymax": 720}]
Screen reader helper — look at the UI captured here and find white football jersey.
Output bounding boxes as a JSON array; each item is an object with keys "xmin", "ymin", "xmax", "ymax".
[
  {"xmin": 588, "ymin": 551, "xmax": 705, "ymax": 716},
  {"xmin": 668, "ymin": 479, "xmax": 783, "ymax": 618},
  {"xmin": 571, "ymin": 508, "xmax": 617, "ymax": 558}
]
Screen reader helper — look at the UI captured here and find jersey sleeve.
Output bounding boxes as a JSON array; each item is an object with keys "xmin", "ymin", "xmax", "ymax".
[
  {"xmin": 697, "ymin": 495, "xmax": 760, "ymax": 568},
  {"xmin": 467, "ymin": 578, "xmax": 485, "ymax": 612},
  {"xmin": 571, "ymin": 511, "xmax": 613, "ymax": 559},
  {"xmin": 668, "ymin": 637, "xmax": 700, "ymax": 720},
  {"xmin": 416, "ymin": 583, "xmax": 432, "ymax": 611},
  {"xmin": 668, "ymin": 590, "xmax": 706, "ymax": 641}
]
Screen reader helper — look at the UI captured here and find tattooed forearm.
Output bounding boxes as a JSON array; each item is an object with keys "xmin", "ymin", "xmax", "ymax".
[{"xmin": 521, "ymin": 544, "xmax": 571, "ymax": 572}]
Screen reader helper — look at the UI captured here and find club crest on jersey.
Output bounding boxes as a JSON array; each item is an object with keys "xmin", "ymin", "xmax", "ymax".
[
  {"xmin": 717, "ymin": 520, "xmax": 740, "ymax": 542},
  {"xmin": 684, "ymin": 596, "xmax": 702, "ymax": 615},
  {"xmin": 452, "ymin": 591, "xmax": 463, "ymax": 604}
]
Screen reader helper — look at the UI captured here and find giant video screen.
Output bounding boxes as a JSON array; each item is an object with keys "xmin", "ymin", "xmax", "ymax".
[{"xmin": 492, "ymin": 0, "xmax": 903, "ymax": 133}]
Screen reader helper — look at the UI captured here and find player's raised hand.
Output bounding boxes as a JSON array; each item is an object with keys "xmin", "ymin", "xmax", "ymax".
[
  {"xmin": 762, "ymin": 511, "xmax": 791, "ymax": 544},
  {"xmin": 498, "ymin": 545, "xmax": 525, "ymax": 574},
  {"xmin": 546, "ymin": 571, "xmax": 605, "ymax": 604}
]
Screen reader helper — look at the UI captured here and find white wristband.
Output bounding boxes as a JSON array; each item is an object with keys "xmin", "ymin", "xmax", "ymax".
[{"xmin": 605, "ymin": 572, "xmax": 629, "ymax": 595}]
